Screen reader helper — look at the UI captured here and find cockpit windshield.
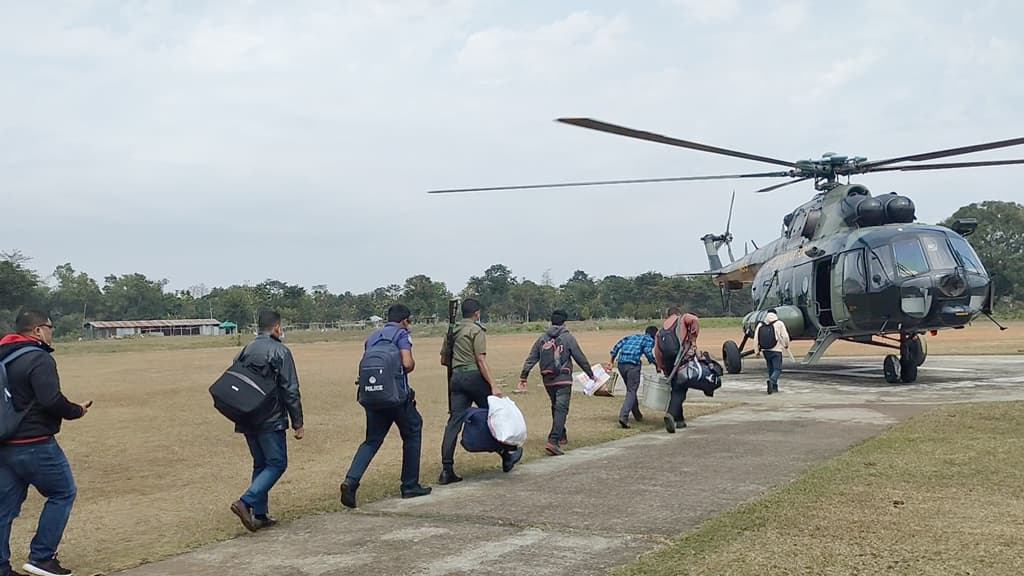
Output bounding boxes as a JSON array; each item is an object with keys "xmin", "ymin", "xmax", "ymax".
[
  {"xmin": 892, "ymin": 239, "xmax": 929, "ymax": 278},
  {"xmin": 920, "ymin": 234, "xmax": 958, "ymax": 270},
  {"xmin": 949, "ymin": 235, "xmax": 986, "ymax": 274}
]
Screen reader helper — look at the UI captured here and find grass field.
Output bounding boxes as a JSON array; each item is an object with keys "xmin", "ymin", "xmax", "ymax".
[
  {"xmin": 10, "ymin": 321, "xmax": 1023, "ymax": 574},
  {"xmin": 10, "ymin": 329, "xmax": 725, "ymax": 575},
  {"xmin": 614, "ymin": 401, "xmax": 1024, "ymax": 576}
]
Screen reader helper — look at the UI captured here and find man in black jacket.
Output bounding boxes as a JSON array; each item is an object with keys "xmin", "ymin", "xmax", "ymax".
[
  {"xmin": 229, "ymin": 310, "xmax": 304, "ymax": 533},
  {"xmin": 0, "ymin": 309, "xmax": 90, "ymax": 576}
]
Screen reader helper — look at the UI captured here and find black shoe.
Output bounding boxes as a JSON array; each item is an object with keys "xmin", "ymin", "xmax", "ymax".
[
  {"xmin": 502, "ymin": 447, "xmax": 523, "ymax": 472},
  {"xmin": 634, "ymin": 411, "xmax": 644, "ymax": 422},
  {"xmin": 664, "ymin": 414, "xmax": 676, "ymax": 434},
  {"xmin": 676, "ymin": 419, "xmax": 687, "ymax": 429},
  {"xmin": 22, "ymin": 556, "xmax": 72, "ymax": 576},
  {"xmin": 767, "ymin": 379, "xmax": 773, "ymax": 394},
  {"xmin": 230, "ymin": 499, "xmax": 259, "ymax": 532},
  {"xmin": 401, "ymin": 484, "xmax": 432, "ymax": 499},
  {"xmin": 618, "ymin": 419, "xmax": 630, "ymax": 429},
  {"xmin": 254, "ymin": 515, "xmax": 278, "ymax": 529},
  {"xmin": 438, "ymin": 469, "xmax": 463, "ymax": 485},
  {"xmin": 772, "ymin": 382, "xmax": 779, "ymax": 393},
  {"xmin": 340, "ymin": 481, "xmax": 358, "ymax": 509}
]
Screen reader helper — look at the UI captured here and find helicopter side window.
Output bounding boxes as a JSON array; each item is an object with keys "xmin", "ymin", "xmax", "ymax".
[
  {"xmin": 868, "ymin": 245, "xmax": 895, "ymax": 289},
  {"xmin": 841, "ymin": 250, "xmax": 866, "ymax": 295},
  {"xmin": 921, "ymin": 235, "xmax": 957, "ymax": 270},
  {"xmin": 949, "ymin": 235, "xmax": 986, "ymax": 274},
  {"xmin": 893, "ymin": 239, "xmax": 929, "ymax": 278}
]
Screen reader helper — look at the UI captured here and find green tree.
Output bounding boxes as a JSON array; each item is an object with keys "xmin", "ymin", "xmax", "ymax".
[
  {"xmin": 400, "ymin": 275, "xmax": 450, "ymax": 320},
  {"xmin": 462, "ymin": 264, "xmax": 517, "ymax": 319},
  {"xmin": 941, "ymin": 201, "xmax": 1024, "ymax": 300},
  {"xmin": 102, "ymin": 273, "xmax": 169, "ymax": 320}
]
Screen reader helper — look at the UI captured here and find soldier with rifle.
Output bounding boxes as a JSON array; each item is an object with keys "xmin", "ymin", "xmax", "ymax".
[{"xmin": 438, "ymin": 298, "xmax": 522, "ymax": 484}]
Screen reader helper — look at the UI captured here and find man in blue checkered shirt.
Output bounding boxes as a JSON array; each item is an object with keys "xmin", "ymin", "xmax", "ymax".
[{"xmin": 609, "ymin": 326, "xmax": 659, "ymax": 428}]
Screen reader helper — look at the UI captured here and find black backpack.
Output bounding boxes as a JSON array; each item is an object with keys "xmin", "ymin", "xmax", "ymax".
[
  {"xmin": 539, "ymin": 334, "xmax": 571, "ymax": 382},
  {"xmin": 758, "ymin": 320, "xmax": 779, "ymax": 350},
  {"xmin": 209, "ymin": 345, "xmax": 280, "ymax": 427},
  {"xmin": 357, "ymin": 327, "xmax": 408, "ymax": 409},
  {"xmin": 656, "ymin": 318, "xmax": 681, "ymax": 371},
  {"xmin": 0, "ymin": 347, "xmax": 43, "ymax": 442}
]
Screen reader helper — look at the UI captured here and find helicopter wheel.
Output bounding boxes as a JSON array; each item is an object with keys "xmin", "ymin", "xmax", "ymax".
[
  {"xmin": 883, "ymin": 354, "xmax": 901, "ymax": 384},
  {"xmin": 899, "ymin": 335, "xmax": 919, "ymax": 383},
  {"xmin": 908, "ymin": 334, "xmax": 927, "ymax": 367},
  {"xmin": 722, "ymin": 340, "xmax": 742, "ymax": 374}
]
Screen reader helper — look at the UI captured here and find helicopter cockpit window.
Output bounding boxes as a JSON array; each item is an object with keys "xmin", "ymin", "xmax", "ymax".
[
  {"xmin": 949, "ymin": 235, "xmax": 986, "ymax": 274},
  {"xmin": 868, "ymin": 245, "xmax": 895, "ymax": 288},
  {"xmin": 921, "ymin": 235, "xmax": 957, "ymax": 270},
  {"xmin": 841, "ymin": 250, "xmax": 866, "ymax": 295},
  {"xmin": 893, "ymin": 239, "xmax": 929, "ymax": 278}
]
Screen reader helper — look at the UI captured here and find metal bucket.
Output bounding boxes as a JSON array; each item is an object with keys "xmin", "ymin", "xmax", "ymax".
[{"xmin": 640, "ymin": 372, "xmax": 671, "ymax": 412}]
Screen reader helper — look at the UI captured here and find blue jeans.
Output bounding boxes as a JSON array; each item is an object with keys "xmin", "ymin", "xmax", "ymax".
[
  {"xmin": 241, "ymin": 430, "xmax": 288, "ymax": 516},
  {"xmin": 764, "ymin": 350, "xmax": 783, "ymax": 387},
  {"xmin": 0, "ymin": 438, "xmax": 77, "ymax": 569},
  {"xmin": 345, "ymin": 398, "xmax": 423, "ymax": 491}
]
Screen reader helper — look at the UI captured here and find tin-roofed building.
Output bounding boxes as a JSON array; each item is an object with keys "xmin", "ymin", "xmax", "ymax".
[{"xmin": 83, "ymin": 319, "xmax": 223, "ymax": 339}]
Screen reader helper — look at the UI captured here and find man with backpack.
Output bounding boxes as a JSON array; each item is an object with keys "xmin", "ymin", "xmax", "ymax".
[
  {"xmin": 438, "ymin": 299, "xmax": 521, "ymax": 484},
  {"xmin": 609, "ymin": 326, "xmax": 659, "ymax": 429},
  {"xmin": 519, "ymin": 310, "xmax": 596, "ymax": 456},
  {"xmin": 0, "ymin": 310, "xmax": 90, "ymax": 576},
  {"xmin": 228, "ymin": 310, "xmax": 304, "ymax": 533},
  {"xmin": 340, "ymin": 304, "xmax": 430, "ymax": 508},
  {"xmin": 653, "ymin": 307, "xmax": 700, "ymax": 433},
  {"xmin": 755, "ymin": 309, "xmax": 791, "ymax": 394}
]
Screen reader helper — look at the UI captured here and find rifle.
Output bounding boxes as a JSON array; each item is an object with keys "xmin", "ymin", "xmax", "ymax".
[{"xmin": 444, "ymin": 298, "xmax": 460, "ymax": 414}]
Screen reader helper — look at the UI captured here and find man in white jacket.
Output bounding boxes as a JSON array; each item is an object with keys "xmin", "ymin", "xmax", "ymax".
[{"xmin": 755, "ymin": 309, "xmax": 791, "ymax": 394}]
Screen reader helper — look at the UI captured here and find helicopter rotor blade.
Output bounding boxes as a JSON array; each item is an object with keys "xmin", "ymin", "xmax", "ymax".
[
  {"xmin": 866, "ymin": 158, "xmax": 1024, "ymax": 173},
  {"xmin": 754, "ymin": 177, "xmax": 812, "ymax": 193},
  {"xmin": 725, "ymin": 190, "xmax": 735, "ymax": 235},
  {"xmin": 557, "ymin": 118, "xmax": 798, "ymax": 168},
  {"xmin": 426, "ymin": 171, "xmax": 793, "ymax": 194},
  {"xmin": 863, "ymin": 137, "xmax": 1024, "ymax": 169}
]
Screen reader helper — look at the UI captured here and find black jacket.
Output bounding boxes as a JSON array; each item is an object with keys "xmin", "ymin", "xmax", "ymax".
[
  {"xmin": 0, "ymin": 338, "xmax": 84, "ymax": 441},
  {"xmin": 232, "ymin": 334, "xmax": 304, "ymax": 434}
]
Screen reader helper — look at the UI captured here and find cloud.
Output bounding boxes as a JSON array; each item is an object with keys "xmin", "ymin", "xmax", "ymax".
[{"xmin": 672, "ymin": 0, "xmax": 740, "ymax": 23}]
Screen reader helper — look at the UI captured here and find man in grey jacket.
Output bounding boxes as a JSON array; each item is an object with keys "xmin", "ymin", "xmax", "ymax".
[
  {"xmin": 230, "ymin": 310, "xmax": 304, "ymax": 532},
  {"xmin": 519, "ymin": 310, "xmax": 595, "ymax": 456}
]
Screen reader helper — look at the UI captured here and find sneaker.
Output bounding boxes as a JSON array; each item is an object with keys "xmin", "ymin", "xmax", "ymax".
[
  {"xmin": 772, "ymin": 382, "xmax": 779, "ymax": 393},
  {"xmin": 22, "ymin": 556, "xmax": 72, "ymax": 576},
  {"xmin": 401, "ymin": 484, "xmax": 432, "ymax": 499},
  {"xmin": 230, "ymin": 499, "xmax": 259, "ymax": 532},
  {"xmin": 545, "ymin": 442, "xmax": 564, "ymax": 456},
  {"xmin": 618, "ymin": 419, "xmax": 630, "ymax": 429},
  {"xmin": 664, "ymin": 414, "xmax": 676, "ymax": 434},
  {"xmin": 502, "ymin": 447, "xmax": 523, "ymax": 472},
  {"xmin": 340, "ymin": 481, "xmax": 358, "ymax": 509},
  {"xmin": 634, "ymin": 411, "xmax": 645, "ymax": 422},
  {"xmin": 676, "ymin": 419, "xmax": 687, "ymax": 429},
  {"xmin": 438, "ymin": 469, "xmax": 463, "ymax": 485}
]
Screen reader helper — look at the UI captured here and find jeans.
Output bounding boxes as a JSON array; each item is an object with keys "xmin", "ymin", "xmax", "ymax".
[
  {"xmin": 617, "ymin": 363, "xmax": 643, "ymax": 422},
  {"xmin": 441, "ymin": 371, "xmax": 494, "ymax": 468},
  {"xmin": 764, "ymin": 350, "xmax": 783, "ymax": 387},
  {"xmin": 546, "ymin": 385, "xmax": 571, "ymax": 444},
  {"xmin": 667, "ymin": 377, "xmax": 689, "ymax": 423},
  {"xmin": 0, "ymin": 438, "xmax": 77, "ymax": 568},
  {"xmin": 346, "ymin": 397, "xmax": 423, "ymax": 491},
  {"xmin": 241, "ymin": 430, "xmax": 288, "ymax": 516}
]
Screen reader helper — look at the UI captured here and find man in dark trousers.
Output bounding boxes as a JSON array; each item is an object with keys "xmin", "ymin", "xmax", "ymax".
[
  {"xmin": 438, "ymin": 299, "xmax": 521, "ymax": 484},
  {"xmin": 609, "ymin": 326, "xmax": 659, "ymax": 428},
  {"xmin": 519, "ymin": 310, "xmax": 595, "ymax": 456},
  {"xmin": 653, "ymin": 307, "xmax": 700, "ymax": 433},
  {"xmin": 0, "ymin": 310, "xmax": 90, "ymax": 576},
  {"xmin": 340, "ymin": 304, "xmax": 431, "ymax": 508},
  {"xmin": 230, "ymin": 310, "xmax": 304, "ymax": 533}
]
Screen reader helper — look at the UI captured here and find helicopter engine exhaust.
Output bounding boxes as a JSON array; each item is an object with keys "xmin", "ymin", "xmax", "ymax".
[{"xmin": 841, "ymin": 186, "xmax": 916, "ymax": 228}]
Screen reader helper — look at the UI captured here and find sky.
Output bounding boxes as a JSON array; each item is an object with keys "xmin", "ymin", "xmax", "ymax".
[{"xmin": 3, "ymin": 0, "xmax": 1023, "ymax": 295}]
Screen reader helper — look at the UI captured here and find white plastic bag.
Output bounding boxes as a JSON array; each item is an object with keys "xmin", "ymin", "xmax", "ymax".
[{"xmin": 486, "ymin": 395, "xmax": 528, "ymax": 447}]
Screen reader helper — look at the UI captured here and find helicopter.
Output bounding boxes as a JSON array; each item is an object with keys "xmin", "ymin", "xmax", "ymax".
[{"xmin": 427, "ymin": 118, "xmax": 1024, "ymax": 383}]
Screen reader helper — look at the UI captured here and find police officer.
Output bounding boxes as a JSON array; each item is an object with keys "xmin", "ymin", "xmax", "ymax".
[{"xmin": 438, "ymin": 299, "xmax": 522, "ymax": 484}]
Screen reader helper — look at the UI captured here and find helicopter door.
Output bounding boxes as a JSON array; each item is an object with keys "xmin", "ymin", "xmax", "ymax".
[
  {"xmin": 830, "ymin": 253, "xmax": 851, "ymax": 327},
  {"xmin": 814, "ymin": 259, "xmax": 835, "ymax": 327}
]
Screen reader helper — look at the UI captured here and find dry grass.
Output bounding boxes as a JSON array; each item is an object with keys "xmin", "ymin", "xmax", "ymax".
[
  {"xmin": 11, "ymin": 330, "xmax": 723, "ymax": 575},
  {"xmin": 615, "ymin": 401, "xmax": 1024, "ymax": 576}
]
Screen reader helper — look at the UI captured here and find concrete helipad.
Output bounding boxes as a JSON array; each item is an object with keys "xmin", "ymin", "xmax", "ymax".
[{"xmin": 116, "ymin": 355, "xmax": 1023, "ymax": 576}]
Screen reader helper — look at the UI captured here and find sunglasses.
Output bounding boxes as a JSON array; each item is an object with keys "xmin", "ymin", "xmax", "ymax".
[{"xmin": 36, "ymin": 324, "xmax": 54, "ymax": 330}]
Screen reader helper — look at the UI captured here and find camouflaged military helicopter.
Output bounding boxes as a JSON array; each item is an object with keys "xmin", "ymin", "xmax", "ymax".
[{"xmin": 428, "ymin": 118, "xmax": 1023, "ymax": 383}]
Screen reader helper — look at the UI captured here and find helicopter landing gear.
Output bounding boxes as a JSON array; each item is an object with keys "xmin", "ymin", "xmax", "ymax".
[
  {"xmin": 883, "ymin": 354, "xmax": 901, "ymax": 383},
  {"xmin": 723, "ymin": 340, "xmax": 742, "ymax": 374},
  {"xmin": 898, "ymin": 333, "xmax": 922, "ymax": 383}
]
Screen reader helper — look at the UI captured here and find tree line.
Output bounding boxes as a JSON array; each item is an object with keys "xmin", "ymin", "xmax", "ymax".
[{"xmin": 2, "ymin": 200, "xmax": 1020, "ymax": 337}]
